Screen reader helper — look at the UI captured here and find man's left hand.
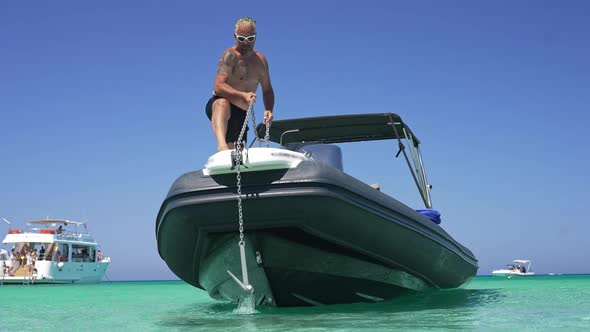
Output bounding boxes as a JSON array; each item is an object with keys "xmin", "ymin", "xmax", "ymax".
[{"xmin": 264, "ymin": 110, "xmax": 273, "ymax": 126}]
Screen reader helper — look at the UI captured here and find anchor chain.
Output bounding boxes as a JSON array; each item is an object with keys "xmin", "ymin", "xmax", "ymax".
[
  {"xmin": 228, "ymin": 97, "xmax": 257, "ymax": 294},
  {"xmin": 251, "ymin": 109, "xmax": 271, "ymax": 147},
  {"xmin": 234, "ymin": 98, "xmax": 255, "ymax": 246},
  {"xmin": 228, "ymin": 97, "xmax": 272, "ymax": 296},
  {"xmin": 263, "ymin": 116, "xmax": 271, "ymax": 147}
]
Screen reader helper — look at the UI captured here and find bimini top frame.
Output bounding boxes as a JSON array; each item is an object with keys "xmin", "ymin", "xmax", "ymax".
[{"xmin": 256, "ymin": 113, "xmax": 433, "ymax": 208}]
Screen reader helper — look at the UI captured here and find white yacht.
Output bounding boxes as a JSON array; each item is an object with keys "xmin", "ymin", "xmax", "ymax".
[
  {"xmin": 1, "ymin": 219, "xmax": 110, "ymax": 285},
  {"xmin": 492, "ymin": 259, "xmax": 535, "ymax": 277}
]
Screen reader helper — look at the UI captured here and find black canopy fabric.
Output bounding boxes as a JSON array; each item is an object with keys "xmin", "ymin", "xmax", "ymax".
[{"xmin": 255, "ymin": 113, "xmax": 420, "ymax": 146}]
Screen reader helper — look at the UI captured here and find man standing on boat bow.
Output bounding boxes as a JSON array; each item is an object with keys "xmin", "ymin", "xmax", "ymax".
[{"xmin": 205, "ymin": 17, "xmax": 275, "ymax": 151}]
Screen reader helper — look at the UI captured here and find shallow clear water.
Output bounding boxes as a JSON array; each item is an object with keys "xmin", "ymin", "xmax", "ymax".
[{"xmin": 1, "ymin": 275, "xmax": 589, "ymax": 331}]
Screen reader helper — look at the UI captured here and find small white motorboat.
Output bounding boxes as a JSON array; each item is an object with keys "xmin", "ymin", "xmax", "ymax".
[{"xmin": 492, "ymin": 259, "xmax": 535, "ymax": 277}]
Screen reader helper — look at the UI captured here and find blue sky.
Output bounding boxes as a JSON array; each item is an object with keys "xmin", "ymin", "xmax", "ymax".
[{"xmin": 1, "ymin": 1, "xmax": 589, "ymax": 280}]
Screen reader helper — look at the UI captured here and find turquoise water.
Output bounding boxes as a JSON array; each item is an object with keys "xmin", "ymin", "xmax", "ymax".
[{"xmin": 1, "ymin": 275, "xmax": 589, "ymax": 331}]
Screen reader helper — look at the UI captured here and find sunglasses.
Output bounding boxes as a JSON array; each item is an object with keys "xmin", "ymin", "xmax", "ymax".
[{"xmin": 235, "ymin": 34, "xmax": 256, "ymax": 42}]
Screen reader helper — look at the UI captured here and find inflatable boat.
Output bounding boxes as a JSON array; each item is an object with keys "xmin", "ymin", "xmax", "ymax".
[{"xmin": 156, "ymin": 113, "xmax": 478, "ymax": 307}]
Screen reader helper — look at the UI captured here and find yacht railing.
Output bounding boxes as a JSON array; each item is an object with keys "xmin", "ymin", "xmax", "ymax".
[
  {"xmin": 56, "ymin": 233, "xmax": 96, "ymax": 242},
  {"xmin": 21, "ymin": 226, "xmax": 96, "ymax": 242}
]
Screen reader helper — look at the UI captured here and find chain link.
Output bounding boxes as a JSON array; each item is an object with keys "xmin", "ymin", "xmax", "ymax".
[
  {"xmin": 234, "ymin": 99, "xmax": 271, "ymax": 245},
  {"xmin": 250, "ymin": 108, "xmax": 271, "ymax": 147},
  {"xmin": 263, "ymin": 117, "xmax": 271, "ymax": 147},
  {"xmin": 234, "ymin": 98, "xmax": 256, "ymax": 246},
  {"xmin": 236, "ymin": 167, "xmax": 244, "ymax": 245}
]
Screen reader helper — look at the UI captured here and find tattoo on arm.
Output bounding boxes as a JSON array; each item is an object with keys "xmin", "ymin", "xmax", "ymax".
[{"xmin": 217, "ymin": 50, "xmax": 235, "ymax": 77}]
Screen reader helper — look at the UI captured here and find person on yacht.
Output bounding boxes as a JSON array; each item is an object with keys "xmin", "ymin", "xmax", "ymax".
[
  {"xmin": 2, "ymin": 261, "xmax": 8, "ymax": 277},
  {"xmin": 53, "ymin": 249, "xmax": 61, "ymax": 262},
  {"xmin": 26, "ymin": 251, "xmax": 33, "ymax": 272},
  {"xmin": 31, "ymin": 268, "xmax": 38, "ymax": 284}
]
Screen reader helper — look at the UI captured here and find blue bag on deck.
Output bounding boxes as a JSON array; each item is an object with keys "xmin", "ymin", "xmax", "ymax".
[{"xmin": 416, "ymin": 209, "xmax": 441, "ymax": 224}]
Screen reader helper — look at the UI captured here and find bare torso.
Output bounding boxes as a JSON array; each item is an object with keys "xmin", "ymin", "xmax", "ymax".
[
  {"xmin": 214, "ymin": 46, "xmax": 266, "ymax": 105},
  {"xmin": 226, "ymin": 47, "xmax": 265, "ymax": 92}
]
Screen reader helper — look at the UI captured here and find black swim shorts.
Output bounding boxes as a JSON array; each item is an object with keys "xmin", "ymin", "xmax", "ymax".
[{"xmin": 205, "ymin": 96, "xmax": 248, "ymax": 144}]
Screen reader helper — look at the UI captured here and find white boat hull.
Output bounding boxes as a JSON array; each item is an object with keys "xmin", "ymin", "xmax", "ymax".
[
  {"xmin": 2, "ymin": 218, "xmax": 111, "ymax": 285},
  {"xmin": 1, "ymin": 260, "xmax": 110, "ymax": 285},
  {"xmin": 492, "ymin": 269, "xmax": 535, "ymax": 277}
]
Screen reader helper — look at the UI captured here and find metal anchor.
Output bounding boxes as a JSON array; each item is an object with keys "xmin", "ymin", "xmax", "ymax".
[{"xmin": 227, "ymin": 241, "xmax": 253, "ymax": 293}]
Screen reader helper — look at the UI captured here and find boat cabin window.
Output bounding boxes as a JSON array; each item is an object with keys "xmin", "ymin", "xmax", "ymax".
[
  {"xmin": 48, "ymin": 243, "xmax": 69, "ymax": 262},
  {"xmin": 72, "ymin": 245, "xmax": 95, "ymax": 262}
]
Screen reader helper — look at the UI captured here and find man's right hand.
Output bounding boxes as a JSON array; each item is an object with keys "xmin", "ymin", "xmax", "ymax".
[{"xmin": 244, "ymin": 92, "xmax": 257, "ymax": 106}]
